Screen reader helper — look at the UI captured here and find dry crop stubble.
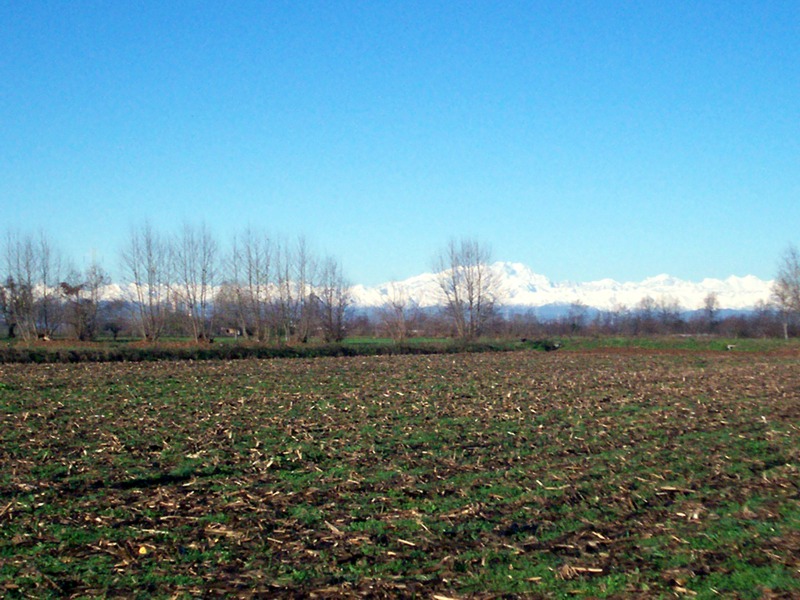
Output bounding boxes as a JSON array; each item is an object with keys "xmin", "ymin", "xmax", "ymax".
[{"xmin": 0, "ymin": 349, "xmax": 798, "ymax": 598}]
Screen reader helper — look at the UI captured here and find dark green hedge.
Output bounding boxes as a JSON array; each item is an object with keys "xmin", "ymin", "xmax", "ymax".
[{"xmin": 0, "ymin": 338, "xmax": 561, "ymax": 364}]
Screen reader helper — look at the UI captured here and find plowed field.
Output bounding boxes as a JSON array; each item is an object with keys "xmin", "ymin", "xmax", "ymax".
[{"xmin": 1, "ymin": 350, "xmax": 798, "ymax": 598}]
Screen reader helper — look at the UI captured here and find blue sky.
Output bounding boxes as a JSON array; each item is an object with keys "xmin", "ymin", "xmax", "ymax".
[{"xmin": 2, "ymin": 1, "xmax": 798, "ymax": 286}]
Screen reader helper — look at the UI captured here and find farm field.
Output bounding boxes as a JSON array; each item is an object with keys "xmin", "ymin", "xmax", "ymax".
[{"xmin": 1, "ymin": 349, "xmax": 798, "ymax": 598}]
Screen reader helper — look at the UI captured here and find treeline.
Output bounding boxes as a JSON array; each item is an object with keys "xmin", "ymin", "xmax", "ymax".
[
  {"xmin": 354, "ymin": 301, "xmax": 792, "ymax": 340},
  {"xmin": 0, "ymin": 225, "xmax": 350, "ymax": 343},
  {"xmin": 1, "ymin": 228, "xmax": 797, "ymax": 343},
  {"xmin": 495, "ymin": 302, "xmax": 793, "ymax": 339}
]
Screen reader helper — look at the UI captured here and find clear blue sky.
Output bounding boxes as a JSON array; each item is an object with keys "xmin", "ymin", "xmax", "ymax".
[{"xmin": 2, "ymin": 1, "xmax": 798, "ymax": 286}]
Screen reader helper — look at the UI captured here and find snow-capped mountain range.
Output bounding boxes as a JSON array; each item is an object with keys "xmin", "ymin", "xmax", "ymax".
[
  {"xmin": 101, "ymin": 262, "xmax": 774, "ymax": 313},
  {"xmin": 350, "ymin": 262, "xmax": 774, "ymax": 312}
]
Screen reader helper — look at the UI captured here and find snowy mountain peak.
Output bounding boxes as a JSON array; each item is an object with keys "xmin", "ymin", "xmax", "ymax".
[
  {"xmin": 491, "ymin": 261, "xmax": 551, "ymax": 294},
  {"xmin": 641, "ymin": 274, "xmax": 680, "ymax": 286}
]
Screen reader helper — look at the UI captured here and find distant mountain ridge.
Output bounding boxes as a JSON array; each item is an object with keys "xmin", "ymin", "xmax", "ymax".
[
  {"xmin": 349, "ymin": 262, "xmax": 774, "ymax": 311},
  {"xmin": 101, "ymin": 262, "xmax": 774, "ymax": 313}
]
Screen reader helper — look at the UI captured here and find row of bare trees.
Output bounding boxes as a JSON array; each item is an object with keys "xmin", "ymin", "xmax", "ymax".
[
  {"xmin": 215, "ymin": 230, "xmax": 350, "ymax": 343},
  {"xmin": 0, "ymin": 231, "xmax": 110, "ymax": 341},
  {"xmin": 0, "ymin": 225, "xmax": 350, "ymax": 343},
  {"xmin": 119, "ymin": 223, "xmax": 351, "ymax": 343},
  {"xmin": 120, "ymin": 222, "xmax": 224, "ymax": 342}
]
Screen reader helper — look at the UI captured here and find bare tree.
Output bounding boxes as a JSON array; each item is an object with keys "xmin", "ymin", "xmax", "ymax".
[
  {"xmin": 1, "ymin": 231, "xmax": 65, "ymax": 339},
  {"xmin": 60, "ymin": 259, "xmax": 110, "ymax": 340},
  {"xmin": 35, "ymin": 233, "xmax": 65, "ymax": 336},
  {"xmin": 634, "ymin": 296, "xmax": 658, "ymax": 335},
  {"xmin": 772, "ymin": 245, "xmax": 800, "ymax": 340},
  {"xmin": 228, "ymin": 228, "xmax": 273, "ymax": 341},
  {"xmin": 275, "ymin": 236, "xmax": 318, "ymax": 343},
  {"xmin": 102, "ymin": 298, "xmax": 130, "ymax": 341},
  {"xmin": 434, "ymin": 238, "xmax": 500, "ymax": 340},
  {"xmin": 318, "ymin": 255, "xmax": 351, "ymax": 342},
  {"xmin": 702, "ymin": 292, "xmax": 720, "ymax": 333},
  {"xmin": 1, "ymin": 232, "xmax": 36, "ymax": 339},
  {"xmin": 750, "ymin": 300, "xmax": 780, "ymax": 338},
  {"xmin": 606, "ymin": 302, "xmax": 632, "ymax": 336},
  {"xmin": 121, "ymin": 223, "xmax": 172, "ymax": 341},
  {"xmin": 657, "ymin": 295, "xmax": 683, "ymax": 333},
  {"xmin": 293, "ymin": 237, "xmax": 318, "ymax": 343},
  {"xmin": 380, "ymin": 282, "xmax": 411, "ymax": 341},
  {"xmin": 173, "ymin": 223, "xmax": 218, "ymax": 341},
  {"xmin": 274, "ymin": 240, "xmax": 293, "ymax": 342},
  {"xmin": 0, "ymin": 277, "xmax": 28, "ymax": 339},
  {"xmin": 566, "ymin": 300, "xmax": 588, "ymax": 334}
]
